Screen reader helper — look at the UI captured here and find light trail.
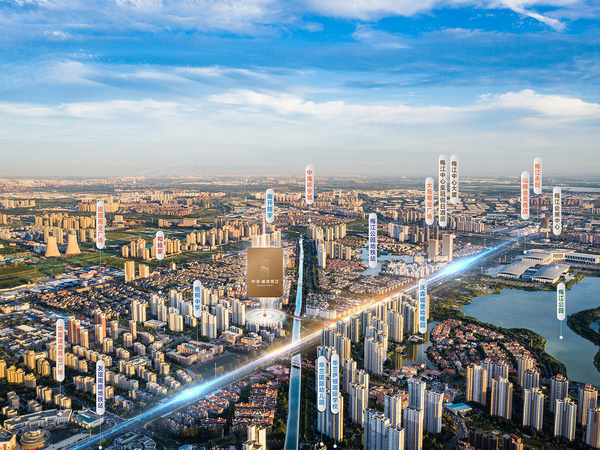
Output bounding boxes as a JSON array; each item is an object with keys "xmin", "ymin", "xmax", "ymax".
[{"xmin": 71, "ymin": 234, "xmax": 525, "ymax": 449}]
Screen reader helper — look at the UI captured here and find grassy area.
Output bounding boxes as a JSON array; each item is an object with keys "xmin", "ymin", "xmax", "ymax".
[{"xmin": 567, "ymin": 306, "xmax": 600, "ymax": 374}]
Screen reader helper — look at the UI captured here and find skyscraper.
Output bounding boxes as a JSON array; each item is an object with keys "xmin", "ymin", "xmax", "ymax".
[
  {"xmin": 586, "ymin": 407, "xmax": 600, "ymax": 449},
  {"xmin": 550, "ymin": 374, "xmax": 569, "ymax": 413},
  {"xmin": 522, "ymin": 368, "xmax": 540, "ymax": 390},
  {"xmin": 124, "ymin": 260, "xmax": 135, "ymax": 282},
  {"xmin": 404, "ymin": 406, "xmax": 424, "ymax": 450},
  {"xmin": 490, "ymin": 377, "xmax": 513, "ymax": 420},
  {"xmin": 517, "ymin": 355, "xmax": 535, "ymax": 387},
  {"xmin": 384, "ymin": 393, "xmax": 403, "ymax": 428},
  {"xmin": 554, "ymin": 397, "xmax": 577, "ymax": 441},
  {"xmin": 427, "ymin": 239, "xmax": 439, "ymax": 261},
  {"xmin": 349, "ymin": 382, "xmax": 368, "ymax": 424},
  {"xmin": 579, "ymin": 384, "xmax": 598, "ymax": 426},
  {"xmin": 442, "ymin": 234, "xmax": 453, "ymax": 262},
  {"xmin": 425, "ymin": 389, "xmax": 444, "ymax": 433},
  {"xmin": 363, "ymin": 409, "xmax": 389, "ymax": 450},
  {"xmin": 466, "ymin": 364, "xmax": 488, "ymax": 405},
  {"xmin": 387, "ymin": 310, "xmax": 403, "ymax": 343},
  {"xmin": 408, "ymin": 378, "xmax": 426, "ymax": 412},
  {"xmin": 364, "ymin": 336, "xmax": 385, "ymax": 375},
  {"xmin": 522, "ymin": 388, "xmax": 544, "ymax": 431}
]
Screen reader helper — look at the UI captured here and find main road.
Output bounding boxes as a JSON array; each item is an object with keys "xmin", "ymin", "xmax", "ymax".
[{"xmin": 68, "ymin": 233, "xmax": 528, "ymax": 449}]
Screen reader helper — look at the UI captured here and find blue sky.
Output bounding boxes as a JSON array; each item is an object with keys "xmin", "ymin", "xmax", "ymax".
[{"xmin": 1, "ymin": 0, "xmax": 599, "ymax": 177}]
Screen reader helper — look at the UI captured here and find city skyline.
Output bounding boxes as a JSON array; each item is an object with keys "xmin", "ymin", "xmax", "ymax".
[{"xmin": 0, "ymin": 1, "xmax": 599, "ymax": 177}]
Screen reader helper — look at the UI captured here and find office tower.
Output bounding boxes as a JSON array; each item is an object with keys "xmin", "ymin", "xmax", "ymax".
[
  {"xmin": 550, "ymin": 374, "xmax": 569, "ymax": 413},
  {"xmin": 65, "ymin": 233, "xmax": 81, "ymax": 256},
  {"xmin": 427, "ymin": 239, "xmax": 439, "ymax": 261},
  {"xmin": 522, "ymin": 368, "xmax": 540, "ymax": 390},
  {"xmin": 384, "ymin": 393, "xmax": 403, "ymax": 428},
  {"xmin": 554, "ymin": 397, "xmax": 577, "ymax": 441},
  {"xmin": 45, "ymin": 235, "xmax": 61, "ymax": 257},
  {"xmin": 233, "ymin": 299, "xmax": 246, "ymax": 326},
  {"xmin": 404, "ymin": 406, "xmax": 424, "ymax": 450},
  {"xmin": 522, "ymin": 388, "xmax": 544, "ymax": 431},
  {"xmin": 517, "ymin": 356, "xmax": 535, "ymax": 387},
  {"xmin": 387, "ymin": 310, "xmax": 403, "ymax": 343},
  {"xmin": 586, "ymin": 407, "xmax": 600, "ymax": 449},
  {"xmin": 364, "ymin": 337, "xmax": 385, "ymax": 375},
  {"xmin": 349, "ymin": 382, "xmax": 368, "ymax": 424},
  {"xmin": 425, "ymin": 389, "xmax": 444, "ymax": 433},
  {"xmin": 579, "ymin": 384, "xmax": 598, "ymax": 426},
  {"xmin": 490, "ymin": 377, "xmax": 513, "ymax": 420},
  {"xmin": 124, "ymin": 261, "xmax": 135, "ymax": 282},
  {"xmin": 442, "ymin": 234, "xmax": 453, "ymax": 262},
  {"xmin": 466, "ymin": 364, "xmax": 488, "ymax": 405},
  {"xmin": 408, "ymin": 378, "xmax": 426, "ymax": 411}
]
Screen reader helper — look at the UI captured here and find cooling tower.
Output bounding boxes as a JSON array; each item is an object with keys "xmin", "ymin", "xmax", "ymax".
[
  {"xmin": 65, "ymin": 233, "xmax": 81, "ymax": 256},
  {"xmin": 45, "ymin": 236, "xmax": 61, "ymax": 258}
]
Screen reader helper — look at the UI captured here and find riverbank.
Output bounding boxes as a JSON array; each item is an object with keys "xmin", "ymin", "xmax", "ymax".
[{"xmin": 567, "ymin": 306, "xmax": 600, "ymax": 374}]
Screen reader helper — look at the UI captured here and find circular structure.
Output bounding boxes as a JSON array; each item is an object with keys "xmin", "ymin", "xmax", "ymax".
[
  {"xmin": 20, "ymin": 430, "xmax": 49, "ymax": 450},
  {"xmin": 246, "ymin": 308, "xmax": 286, "ymax": 328}
]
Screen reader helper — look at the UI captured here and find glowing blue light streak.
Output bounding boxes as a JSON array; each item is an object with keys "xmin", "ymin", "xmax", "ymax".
[{"xmin": 71, "ymin": 234, "xmax": 526, "ymax": 449}]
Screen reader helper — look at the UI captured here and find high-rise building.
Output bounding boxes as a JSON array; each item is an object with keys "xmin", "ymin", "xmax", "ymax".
[
  {"xmin": 364, "ymin": 337, "xmax": 385, "ymax": 375},
  {"xmin": 550, "ymin": 374, "xmax": 569, "ymax": 413},
  {"xmin": 427, "ymin": 239, "xmax": 439, "ymax": 261},
  {"xmin": 129, "ymin": 320, "xmax": 137, "ymax": 339},
  {"xmin": 233, "ymin": 299, "xmax": 246, "ymax": 326},
  {"xmin": 586, "ymin": 407, "xmax": 600, "ymax": 449},
  {"xmin": 343, "ymin": 358, "xmax": 357, "ymax": 393},
  {"xmin": 216, "ymin": 305, "xmax": 229, "ymax": 331},
  {"xmin": 387, "ymin": 310, "xmax": 403, "ymax": 343},
  {"xmin": 490, "ymin": 377, "xmax": 513, "ymax": 420},
  {"xmin": 408, "ymin": 378, "xmax": 426, "ymax": 412},
  {"xmin": 124, "ymin": 261, "xmax": 135, "ymax": 282},
  {"xmin": 522, "ymin": 368, "xmax": 540, "ymax": 390},
  {"xmin": 349, "ymin": 382, "xmax": 368, "ymax": 424},
  {"xmin": 482, "ymin": 360, "xmax": 509, "ymax": 388},
  {"xmin": 522, "ymin": 388, "xmax": 544, "ymax": 431},
  {"xmin": 79, "ymin": 328, "xmax": 89, "ymax": 349},
  {"xmin": 243, "ymin": 424, "xmax": 267, "ymax": 450},
  {"xmin": 316, "ymin": 348, "xmax": 343, "ymax": 443},
  {"xmin": 442, "ymin": 234, "xmax": 453, "ymax": 262},
  {"xmin": 387, "ymin": 425, "xmax": 405, "ymax": 450},
  {"xmin": 425, "ymin": 389, "xmax": 443, "ymax": 433},
  {"xmin": 384, "ymin": 393, "xmax": 403, "ymax": 428},
  {"xmin": 579, "ymin": 384, "xmax": 598, "ymax": 426},
  {"xmin": 466, "ymin": 364, "xmax": 488, "ymax": 405},
  {"xmin": 404, "ymin": 406, "xmax": 424, "ymax": 450},
  {"xmin": 517, "ymin": 355, "xmax": 535, "ymax": 387},
  {"xmin": 554, "ymin": 397, "xmax": 577, "ymax": 441},
  {"xmin": 363, "ymin": 409, "xmax": 389, "ymax": 450}
]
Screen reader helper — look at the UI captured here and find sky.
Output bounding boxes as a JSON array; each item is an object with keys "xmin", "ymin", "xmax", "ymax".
[{"xmin": 0, "ymin": 0, "xmax": 599, "ymax": 178}]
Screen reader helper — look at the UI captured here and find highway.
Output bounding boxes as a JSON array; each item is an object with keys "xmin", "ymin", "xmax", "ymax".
[{"xmin": 67, "ymin": 233, "xmax": 529, "ymax": 449}]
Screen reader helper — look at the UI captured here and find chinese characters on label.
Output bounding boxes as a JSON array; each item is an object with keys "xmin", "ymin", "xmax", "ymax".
[
  {"xmin": 553, "ymin": 187, "xmax": 562, "ymax": 236},
  {"xmin": 156, "ymin": 230, "xmax": 165, "ymax": 261},
  {"xmin": 96, "ymin": 360, "xmax": 105, "ymax": 415},
  {"xmin": 193, "ymin": 280, "xmax": 202, "ymax": 318},
  {"xmin": 438, "ymin": 155, "xmax": 448, "ymax": 227},
  {"xmin": 265, "ymin": 188, "xmax": 275, "ymax": 223},
  {"xmin": 317, "ymin": 355, "xmax": 327, "ymax": 412},
  {"xmin": 450, "ymin": 154, "xmax": 459, "ymax": 205},
  {"xmin": 330, "ymin": 353, "xmax": 340, "ymax": 414},
  {"xmin": 305, "ymin": 165, "xmax": 314, "ymax": 205},
  {"xmin": 368, "ymin": 213, "xmax": 377, "ymax": 269},
  {"xmin": 520, "ymin": 171, "xmax": 530, "ymax": 220},
  {"xmin": 557, "ymin": 283, "xmax": 566, "ymax": 321},
  {"xmin": 425, "ymin": 177, "xmax": 434, "ymax": 226},
  {"xmin": 418, "ymin": 279, "xmax": 427, "ymax": 334},
  {"xmin": 533, "ymin": 157, "xmax": 542, "ymax": 195},
  {"xmin": 56, "ymin": 319, "xmax": 65, "ymax": 382},
  {"xmin": 96, "ymin": 201, "xmax": 105, "ymax": 249}
]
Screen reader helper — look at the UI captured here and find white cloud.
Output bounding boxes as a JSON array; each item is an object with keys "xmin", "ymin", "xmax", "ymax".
[{"xmin": 352, "ymin": 26, "xmax": 409, "ymax": 49}]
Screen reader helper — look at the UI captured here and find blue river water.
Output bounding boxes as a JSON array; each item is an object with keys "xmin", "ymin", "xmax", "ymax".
[
  {"xmin": 284, "ymin": 239, "xmax": 303, "ymax": 450},
  {"xmin": 462, "ymin": 276, "xmax": 600, "ymax": 387}
]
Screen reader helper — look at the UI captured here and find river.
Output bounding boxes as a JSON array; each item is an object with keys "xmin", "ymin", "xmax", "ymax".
[{"xmin": 462, "ymin": 276, "xmax": 600, "ymax": 387}]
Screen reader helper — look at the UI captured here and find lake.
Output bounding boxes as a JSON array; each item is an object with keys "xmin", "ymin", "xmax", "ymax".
[{"xmin": 462, "ymin": 276, "xmax": 600, "ymax": 387}]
